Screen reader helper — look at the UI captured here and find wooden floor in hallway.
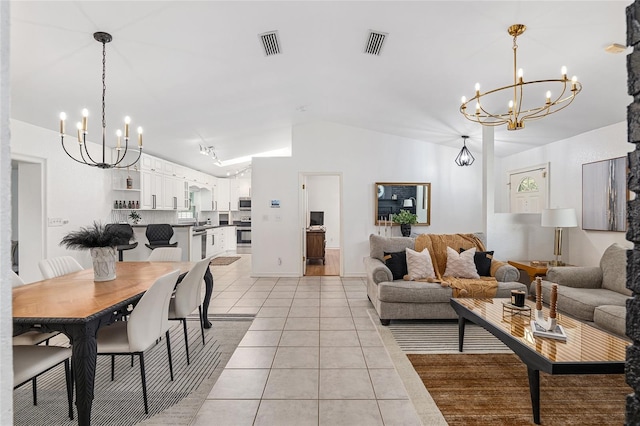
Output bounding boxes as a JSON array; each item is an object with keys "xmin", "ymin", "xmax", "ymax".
[{"xmin": 305, "ymin": 248, "xmax": 340, "ymax": 276}]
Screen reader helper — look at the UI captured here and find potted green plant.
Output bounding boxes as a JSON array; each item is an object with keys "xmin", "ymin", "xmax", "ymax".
[
  {"xmin": 392, "ymin": 209, "xmax": 418, "ymax": 237},
  {"xmin": 129, "ymin": 210, "xmax": 142, "ymax": 224},
  {"xmin": 60, "ymin": 222, "xmax": 133, "ymax": 281}
]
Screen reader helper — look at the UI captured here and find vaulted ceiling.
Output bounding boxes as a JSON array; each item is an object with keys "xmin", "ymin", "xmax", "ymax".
[{"xmin": 10, "ymin": 1, "xmax": 628, "ymax": 176}]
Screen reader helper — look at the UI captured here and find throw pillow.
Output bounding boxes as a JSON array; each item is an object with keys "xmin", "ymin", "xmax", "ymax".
[
  {"xmin": 384, "ymin": 251, "xmax": 408, "ymax": 280},
  {"xmin": 405, "ymin": 247, "xmax": 436, "ymax": 280},
  {"xmin": 444, "ymin": 246, "xmax": 480, "ymax": 279},
  {"xmin": 460, "ymin": 248, "xmax": 494, "ymax": 277}
]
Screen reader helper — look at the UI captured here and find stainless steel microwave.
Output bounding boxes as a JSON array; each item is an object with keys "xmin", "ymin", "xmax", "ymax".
[{"xmin": 238, "ymin": 197, "xmax": 251, "ymax": 210}]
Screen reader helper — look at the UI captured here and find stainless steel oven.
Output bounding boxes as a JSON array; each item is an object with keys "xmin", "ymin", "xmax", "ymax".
[
  {"xmin": 238, "ymin": 197, "xmax": 251, "ymax": 211},
  {"xmin": 236, "ymin": 226, "xmax": 251, "ymax": 245}
]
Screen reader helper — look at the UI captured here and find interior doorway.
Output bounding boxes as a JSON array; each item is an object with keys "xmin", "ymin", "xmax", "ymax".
[
  {"xmin": 301, "ymin": 173, "xmax": 342, "ymax": 276},
  {"xmin": 11, "ymin": 155, "xmax": 46, "ymax": 283}
]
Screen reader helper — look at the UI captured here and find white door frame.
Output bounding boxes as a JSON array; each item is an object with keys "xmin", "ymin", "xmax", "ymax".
[
  {"xmin": 298, "ymin": 172, "xmax": 343, "ymax": 277},
  {"xmin": 507, "ymin": 162, "xmax": 550, "ymax": 213},
  {"xmin": 11, "ymin": 153, "xmax": 47, "ymax": 283}
]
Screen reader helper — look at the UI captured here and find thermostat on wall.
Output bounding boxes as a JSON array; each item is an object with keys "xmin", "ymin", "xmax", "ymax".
[{"xmin": 270, "ymin": 200, "xmax": 280, "ymax": 208}]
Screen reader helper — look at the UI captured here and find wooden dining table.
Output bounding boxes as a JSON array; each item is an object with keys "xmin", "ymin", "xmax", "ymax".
[{"xmin": 12, "ymin": 261, "xmax": 197, "ymax": 426}]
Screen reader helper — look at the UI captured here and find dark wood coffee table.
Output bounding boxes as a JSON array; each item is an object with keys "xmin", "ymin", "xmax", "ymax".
[{"xmin": 450, "ymin": 298, "xmax": 627, "ymax": 425}]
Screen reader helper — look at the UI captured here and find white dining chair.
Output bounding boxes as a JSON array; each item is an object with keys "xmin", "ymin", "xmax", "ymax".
[
  {"xmin": 147, "ymin": 247, "xmax": 183, "ymax": 262},
  {"xmin": 96, "ymin": 269, "xmax": 180, "ymax": 414},
  {"xmin": 38, "ymin": 256, "xmax": 83, "ymax": 279},
  {"xmin": 13, "ymin": 345, "xmax": 74, "ymax": 420},
  {"xmin": 168, "ymin": 256, "xmax": 213, "ymax": 364},
  {"xmin": 11, "ymin": 271, "xmax": 61, "ymax": 346}
]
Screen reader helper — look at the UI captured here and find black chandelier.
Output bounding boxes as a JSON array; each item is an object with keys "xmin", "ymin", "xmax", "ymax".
[
  {"xmin": 58, "ymin": 32, "xmax": 143, "ymax": 169},
  {"xmin": 454, "ymin": 135, "xmax": 475, "ymax": 167}
]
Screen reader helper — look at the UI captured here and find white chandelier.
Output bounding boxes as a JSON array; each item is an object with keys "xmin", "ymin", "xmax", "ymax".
[
  {"xmin": 460, "ymin": 24, "xmax": 582, "ymax": 130},
  {"xmin": 58, "ymin": 32, "xmax": 143, "ymax": 169}
]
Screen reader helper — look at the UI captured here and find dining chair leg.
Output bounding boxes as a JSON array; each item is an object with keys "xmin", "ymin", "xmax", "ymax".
[
  {"xmin": 32, "ymin": 377, "xmax": 37, "ymax": 405},
  {"xmin": 111, "ymin": 355, "xmax": 115, "ymax": 381},
  {"xmin": 131, "ymin": 354, "xmax": 134, "ymax": 367},
  {"xmin": 64, "ymin": 359, "xmax": 74, "ymax": 420},
  {"xmin": 182, "ymin": 319, "xmax": 190, "ymax": 365},
  {"xmin": 139, "ymin": 353, "xmax": 149, "ymax": 414},
  {"xmin": 198, "ymin": 305, "xmax": 205, "ymax": 345},
  {"xmin": 165, "ymin": 330, "xmax": 174, "ymax": 381}
]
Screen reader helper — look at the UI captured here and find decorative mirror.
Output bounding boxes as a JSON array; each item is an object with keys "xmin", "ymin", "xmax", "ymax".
[{"xmin": 375, "ymin": 182, "xmax": 431, "ymax": 225}]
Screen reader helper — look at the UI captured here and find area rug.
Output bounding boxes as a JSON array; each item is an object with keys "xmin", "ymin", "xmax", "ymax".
[
  {"xmin": 13, "ymin": 318, "xmax": 251, "ymax": 426},
  {"xmin": 408, "ymin": 352, "xmax": 629, "ymax": 425},
  {"xmin": 210, "ymin": 256, "xmax": 241, "ymax": 266},
  {"xmin": 389, "ymin": 319, "xmax": 511, "ymax": 353}
]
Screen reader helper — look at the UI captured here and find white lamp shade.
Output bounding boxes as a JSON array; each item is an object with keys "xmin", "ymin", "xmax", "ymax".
[
  {"xmin": 403, "ymin": 199, "xmax": 414, "ymax": 207},
  {"xmin": 541, "ymin": 208, "xmax": 578, "ymax": 228}
]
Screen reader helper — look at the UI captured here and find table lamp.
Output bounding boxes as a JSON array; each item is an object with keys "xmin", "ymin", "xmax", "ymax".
[
  {"xmin": 541, "ymin": 208, "xmax": 578, "ymax": 266},
  {"xmin": 403, "ymin": 197, "xmax": 416, "ymax": 208}
]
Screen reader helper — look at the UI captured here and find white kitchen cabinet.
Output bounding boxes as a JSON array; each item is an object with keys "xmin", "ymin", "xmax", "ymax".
[
  {"xmin": 216, "ymin": 179, "xmax": 230, "ymax": 211},
  {"xmin": 141, "ymin": 170, "xmax": 163, "ymax": 209},
  {"xmin": 225, "ymin": 226, "xmax": 237, "ymax": 252},
  {"xmin": 141, "ymin": 154, "xmax": 163, "ymax": 172},
  {"xmin": 205, "ymin": 229, "xmax": 215, "ymax": 258}
]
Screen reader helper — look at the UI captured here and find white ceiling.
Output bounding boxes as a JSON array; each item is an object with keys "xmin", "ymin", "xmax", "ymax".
[{"xmin": 10, "ymin": 1, "xmax": 629, "ymax": 176}]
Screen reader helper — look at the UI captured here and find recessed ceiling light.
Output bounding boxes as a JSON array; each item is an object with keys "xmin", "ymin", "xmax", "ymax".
[{"xmin": 605, "ymin": 43, "xmax": 627, "ymax": 54}]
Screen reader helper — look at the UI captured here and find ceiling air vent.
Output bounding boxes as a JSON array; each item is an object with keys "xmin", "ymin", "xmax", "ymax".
[
  {"xmin": 364, "ymin": 30, "xmax": 388, "ymax": 56},
  {"xmin": 259, "ymin": 31, "xmax": 281, "ymax": 56}
]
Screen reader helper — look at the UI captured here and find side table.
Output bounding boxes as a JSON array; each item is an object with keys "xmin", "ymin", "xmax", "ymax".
[{"xmin": 508, "ymin": 260, "xmax": 549, "ymax": 284}]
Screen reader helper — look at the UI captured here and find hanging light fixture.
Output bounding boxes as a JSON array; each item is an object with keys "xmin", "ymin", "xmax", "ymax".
[
  {"xmin": 459, "ymin": 24, "xmax": 581, "ymax": 130},
  {"xmin": 58, "ymin": 32, "xmax": 143, "ymax": 169},
  {"xmin": 455, "ymin": 135, "xmax": 475, "ymax": 166}
]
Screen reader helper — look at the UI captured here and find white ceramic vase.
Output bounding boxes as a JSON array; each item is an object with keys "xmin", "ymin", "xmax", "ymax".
[{"xmin": 90, "ymin": 246, "xmax": 117, "ymax": 281}]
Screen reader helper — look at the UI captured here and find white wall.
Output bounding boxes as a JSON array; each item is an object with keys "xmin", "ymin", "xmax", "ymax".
[
  {"xmin": 306, "ymin": 175, "xmax": 340, "ymax": 248},
  {"xmin": 1, "ymin": 0, "xmax": 11, "ymax": 418},
  {"xmin": 252, "ymin": 121, "xmax": 484, "ymax": 277},
  {"xmin": 491, "ymin": 121, "xmax": 630, "ymax": 266},
  {"xmin": 10, "ymin": 119, "xmax": 114, "ymax": 279}
]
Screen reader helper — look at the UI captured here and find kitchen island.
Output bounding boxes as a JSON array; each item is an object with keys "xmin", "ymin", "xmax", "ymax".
[{"xmin": 122, "ymin": 223, "xmax": 236, "ymax": 261}]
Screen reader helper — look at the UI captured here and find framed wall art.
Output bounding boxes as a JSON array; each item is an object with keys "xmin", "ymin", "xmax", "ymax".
[{"xmin": 582, "ymin": 156, "xmax": 627, "ymax": 232}]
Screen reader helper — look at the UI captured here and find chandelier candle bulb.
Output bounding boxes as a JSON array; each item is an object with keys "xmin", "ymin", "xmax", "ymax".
[
  {"xmin": 116, "ymin": 129, "xmax": 122, "ymax": 150},
  {"xmin": 561, "ymin": 66, "xmax": 567, "ymax": 79},
  {"xmin": 59, "ymin": 112, "xmax": 66, "ymax": 135},
  {"xmin": 518, "ymin": 68, "xmax": 524, "ymax": 83},
  {"xmin": 124, "ymin": 116, "xmax": 130, "ymax": 139},
  {"xmin": 76, "ymin": 122, "xmax": 82, "ymax": 143},
  {"xmin": 82, "ymin": 108, "xmax": 88, "ymax": 132},
  {"xmin": 137, "ymin": 127, "xmax": 143, "ymax": 147},
  {"xmin": 546, "ymin": 91, "xmax": 551, "ymax": 105},
  {"xmin": 571, "ymin": 76, "xmax": 578, "ymax": 91},
  {"xmin": 475, "ymin": 83, "xmax": 480, "ymax": 96}
]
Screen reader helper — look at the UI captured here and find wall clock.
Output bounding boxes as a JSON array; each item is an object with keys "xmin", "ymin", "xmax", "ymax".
[{"xmin": 377, "ymin": 185, "xmax": 385, "ymax": 199}]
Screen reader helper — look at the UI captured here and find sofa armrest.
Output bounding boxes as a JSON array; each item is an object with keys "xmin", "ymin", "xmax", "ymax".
[
  {"xmin": 364, "ymin": 256, "xmax": 393, "ymax": 284},
  {"xmin": 490, "ymin": 260, "xmax": 520, "ymax": 282},
  {"xmin": 546, "ymin": 266, "xmax": 602, "ymax": 288}
]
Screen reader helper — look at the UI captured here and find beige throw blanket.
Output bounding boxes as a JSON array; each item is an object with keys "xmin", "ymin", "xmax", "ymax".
[{"xmin": 409, "ymin": 233, "xmax": 498, "ymax": 298}]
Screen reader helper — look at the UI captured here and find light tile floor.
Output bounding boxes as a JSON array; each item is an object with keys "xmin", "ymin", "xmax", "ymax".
[{"xmin": 190, "ymin": 255, "xmax": 423, "ymax": 426}]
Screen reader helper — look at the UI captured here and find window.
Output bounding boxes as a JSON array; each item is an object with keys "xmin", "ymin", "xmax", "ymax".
[{"xmin": 517, "ymin": 176, "xmax": 538, "ymax": 192}]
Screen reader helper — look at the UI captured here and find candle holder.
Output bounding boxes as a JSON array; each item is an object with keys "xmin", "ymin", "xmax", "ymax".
[{"xmin": 530, "ymin": 277, "xmax": 567, "ymax": 341}]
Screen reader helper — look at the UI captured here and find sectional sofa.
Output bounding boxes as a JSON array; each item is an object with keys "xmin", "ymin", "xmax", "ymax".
[
  {"xmin": 364, "ymin": 233, "xmax": 527, "ymax": 325},
  {"xmin": 530, "ymin": 243, "xmax": 630, "ymax": 338}
]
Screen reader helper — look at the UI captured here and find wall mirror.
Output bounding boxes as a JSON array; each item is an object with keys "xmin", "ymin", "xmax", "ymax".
[{"xmin": 375, "ymin": 182, "xmax": 431, "ymax": 225}]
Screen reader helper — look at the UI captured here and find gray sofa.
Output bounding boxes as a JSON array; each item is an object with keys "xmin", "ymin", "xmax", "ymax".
[
  {"xmin": 528, "ymin": 243, "xmax": 630, "ymax": 338},
  {"xmin": 364, "ymin": 233, "xmax": 527, "ymax": 325}
]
